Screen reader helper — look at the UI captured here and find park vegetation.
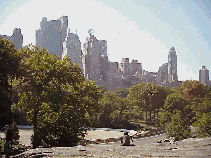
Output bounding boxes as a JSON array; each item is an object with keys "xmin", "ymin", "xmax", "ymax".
[{"xmin": 0, "ymin": 37, "xmax": 210, "ymax": 148}]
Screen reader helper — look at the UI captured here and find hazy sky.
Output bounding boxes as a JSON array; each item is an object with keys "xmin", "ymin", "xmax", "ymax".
[{"xmin": 0, "ymin": 0, "xmax": 210, "ymax": 81}]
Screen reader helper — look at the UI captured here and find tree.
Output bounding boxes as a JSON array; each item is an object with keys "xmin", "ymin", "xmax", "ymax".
[
  {"xmin": 98, "ymin": 91, "xmax": 120, "ymax": 126},
  {"xmin": 163, "ymin": 93, "xmax": 188, "ymax": 114},
  {"xmin": 17, "ymin": 45, "xmax": 100, "ymax": 147},
  {"xmin": 165, "ymin": 110, "xmax": 191, "ymax": 140},
  {"xmin": 191, "ymin": 98, "xmax": 211, "ymax": 137},
  {"xmin": 97, "ymin": 85, "xmax": 108, "ymax": 95},
  {"xmin": 161, "ymin": 81, "xmax": 211, "ymax": 140},
  {"xmin": 127, "ymin": 82, "xmax": 168, "ymax": 124},
  {"xmin": 113, "ymin": 87, "xmax": 129, "ymax": 98},
  {"xmin": 192, "ymin": 112, "xmax": 211, "ymax": 137},
  {"xmin": 0, "ymin": 37, "xmax": 19, "ymax": 127},
  {"xmin": 178, "ymin": 80, "xmax": 206, "ymax": 100}
]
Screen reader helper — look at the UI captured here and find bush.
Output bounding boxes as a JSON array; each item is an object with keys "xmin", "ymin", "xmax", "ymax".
[
  {"xmin": 165, "ymin": 110, "xmax": 191, "ymax": 140},
  {"xmin": 192, "ymin": 113, "xmax": 211, "ymax": 138}
]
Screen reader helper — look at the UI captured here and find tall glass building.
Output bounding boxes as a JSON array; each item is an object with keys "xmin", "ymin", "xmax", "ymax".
[{"xmin": 168, "ymin": 47, "xmax": 178, "ymax": 82}]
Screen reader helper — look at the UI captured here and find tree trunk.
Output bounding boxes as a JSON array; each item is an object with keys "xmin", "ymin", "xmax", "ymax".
[
  {"xmin": 10, "ymin": 77, "xmax": 13, "ymax": 124},
  {"xmin": 154, "ymin": 110, "xmax": 155, "ymax": 124},
  {"xmin": 33, "ymin": 107, "xmax": 38, "ymax": 149},
  {"xmin": 149, "ymin": 109, "xmax": 151, "ymax": 125},
  {"xmin": 145, "ymin": 109, "xmax": 147, "ymax": 122}
]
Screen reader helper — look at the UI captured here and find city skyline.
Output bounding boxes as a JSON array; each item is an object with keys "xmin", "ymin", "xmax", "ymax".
[{"xmin": 0, "ymin": 0, "xmax": 210, "ymax": 81}]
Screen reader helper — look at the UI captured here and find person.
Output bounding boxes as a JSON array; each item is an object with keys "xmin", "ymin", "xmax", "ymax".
[
  {"xmin": 4, "ymin": 125, "xmax": 12, "ymax": 158},
  {"xmin": 120, "ymin": 132, "xmax": 135, "ymax": 146}
]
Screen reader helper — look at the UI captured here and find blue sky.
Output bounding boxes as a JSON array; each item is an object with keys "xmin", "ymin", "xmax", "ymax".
[{"xmin": 0, "ymin": 0, "xmax": 210, "ymax": 81}]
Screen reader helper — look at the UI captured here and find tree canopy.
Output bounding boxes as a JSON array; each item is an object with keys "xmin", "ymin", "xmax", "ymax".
[
  {"xmin": 17, "ymin": 45, "xmax": 100, "ymax": 147},
  {"xmin": 0, "ymin": 37, "xmax": 19, "ymax": 127},
  {"xmin": 161, "ymin": 80, "xmax": 211, "ymax": 139}
]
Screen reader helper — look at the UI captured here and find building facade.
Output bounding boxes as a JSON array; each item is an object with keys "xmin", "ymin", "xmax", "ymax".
[
  {"xmin": 199, "ymin": 66, "xmax": 210, "ymax": 85},
  {"xmin": 156, "ymin": 63, "xmax": 168, "ymax": 84},
  {"xmin": 83, "ymin": 35, "xmax": 101, "ymax": 84},
  {"xmin": 36, "ymin": 16, "xmax": 83, "ymax": 72},
  {"xmin": 66, "ymin": 30, "xmax": 83, "ymax": 70},
  {"xmin": 36, "ymin": 16, "xmax": 68, "ymax": 59},
  {"xmin": 168, "ymin": 47, "xmax": 178, "ymax": 82},
  {"xmin": 0, "ymin": 28, "xmax": 23, "ymax": 50},
  {"xmin": 107, "ymin": 62, "xmax": 122, "ymax": 90}
]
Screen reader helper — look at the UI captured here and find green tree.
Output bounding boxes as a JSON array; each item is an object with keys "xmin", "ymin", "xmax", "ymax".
[
  {"xmin": 192, "ymin": 112, "xmax": 211, "ymax": 137},
  {"xmin": 98, "ymin": 91, "xmax": 120, "ymax": 126},
  {"xmin": 163, "ymin": 93, "xmax": 188, "ymax": 113},
  {"xmin": 97, "ymin": 85, "xmax": 108, "ymax": 95},
  {"xmin": 127, "ymin": 82, "xmax": 168, "ymax": 124},
  {"xmin": 165, "ymin": 110, "xmax": 191, "ymax": 140},
  {"xmin": 178, "ymin": 80, "xmax": 206, "ymax": 100},
  {"xmin": 191, "ymin": 98, "xmax": 211, "ymax": 137},
  {"xmin": 0, "ymin": 37, "xmax": 19, "ymax": 127},
  {"xmin": 113, "ymin": 87, "xmax": 129, "ymax": 98},
  {"xmin": 161, "ymin": 92, "xmax": 192, "ymax": 139},
  {"xmin": 17, "ymin": 45, "xmax": 100, "ymax": 147}
]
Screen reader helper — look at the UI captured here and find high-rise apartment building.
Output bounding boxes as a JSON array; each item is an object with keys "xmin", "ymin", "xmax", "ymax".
[
  {"xmin": 199, "ymin": 66, "xmax": 210, "ymax": 85},
  {"xmin": 66, "ymin": 30, "xmax": 83, "ymax": 70},
  {"xmin": 83, "ymin": 34, "xmax": 101, "ymax": 84},
  {"xmin": 121, "ymin": 58, "xmax": 129, "ymax": 78},
  {"xmin": 168, "ymin": 47, "xmax": 178, "ymax": 82},
  {"xmin": 36, "ymin": 16, "xmax": 83, "ymax": 72},
  {"xmin": 107, "ymin": 62, "xmax": 122, "ymax": 90},
  {"xmin": 120, "ymin": 58, "xmax": 142, "ymax": 79},
  {"xmin": 128, "ymin": 59, "xmax": 142, "ymax": 75},
  {"xmin": 156, "ymin": 63, "xmax": 168, "ymax": 84},
  {"xmin": 99, "ymin": 40, "xmax": 107, "ymax": 56},
  {"xmin": 0, "ymin": 28, "xmax": 23, "ymax": 50},
  {"xmin": 36, "ymin": 16, "xmax": 68, "ymax": 59}
]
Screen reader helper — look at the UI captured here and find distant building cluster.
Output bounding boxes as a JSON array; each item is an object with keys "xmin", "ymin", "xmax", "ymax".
[
  {"xmin": 1, "ymin": 15, "xmax": 210, "ymax": 89},
  {"xmin": 0, "ymin": 28, "xmax": 23, "ymax": 50},
  {"xmin": 119, "ymin": 47, "xmax": 181, "ymax": 89},
  {"xmin": 35, "ymin": 16, "xmax": 83, "ymax": 70},
  {"xmin": 82, "ymin": 32, "xmax": 181, "ymax": 90}
]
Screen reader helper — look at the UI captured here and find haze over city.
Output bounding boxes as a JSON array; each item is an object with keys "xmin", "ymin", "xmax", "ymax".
[{"xmin": 0, "ymin": 0, "xmax": 210, "ymax": 81}]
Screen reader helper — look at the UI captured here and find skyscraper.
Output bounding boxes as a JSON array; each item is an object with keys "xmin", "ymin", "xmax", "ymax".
[
  {"xmin": 168, "ymin": 47, "xmax": 177, "ymax": 82},
  {"xmin": 156, "ymin": 63, "xmax": 168, "ymax": 84},
  {"xmin": 66, "ymin": 29, "xmax": 83, "ymax": 70},
  {"xmin": 199, "ymin": 66, "xmax": 210, "ymax": 85},
  {"xmin": 121, "ymin": 58, "xmax": 129, "ymax": 78},
  {"xmin": 83, "ymin": 34, "xmax": 101, "ymax": 83},
  {"xmin": 36, "ymin": 16, "xmax": 68, "ymax": 59}
]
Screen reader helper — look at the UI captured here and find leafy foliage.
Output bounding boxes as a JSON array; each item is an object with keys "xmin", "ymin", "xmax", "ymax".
[
  {"xmin": 127, "ymin": 82, "xmax": 169, "ymax": 124},
  {"xmin": 165, "ymin": 110, "xmax": 191, "ymax": 140},
  {"xmin": 162, "ymin": 80, "xmax": 211, "ymax": 140},
  {"xmin": 17, "ymin": 45, "xmax": 100, "ymax": 148},
  {"xmin": 0, "ymin": 37, "xmax": 19, "ymax": 127},
  {"xmin": 191, "ymin": 97, "xmax": 211, "ymax": 137},
  {"xmin": 178, "ymin": 80, "xmax": 206, "ymax": 100},
  {"xmin": 163, "ymin": 93, "xmax": 188, "ymax": 113},
  {"xmin": 113, "ymin": 87, "xmax": 129, "ymax": 98},
  {"xmin": 192, "ymin": 112, "xmax": 211, "ymax": 137}
]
